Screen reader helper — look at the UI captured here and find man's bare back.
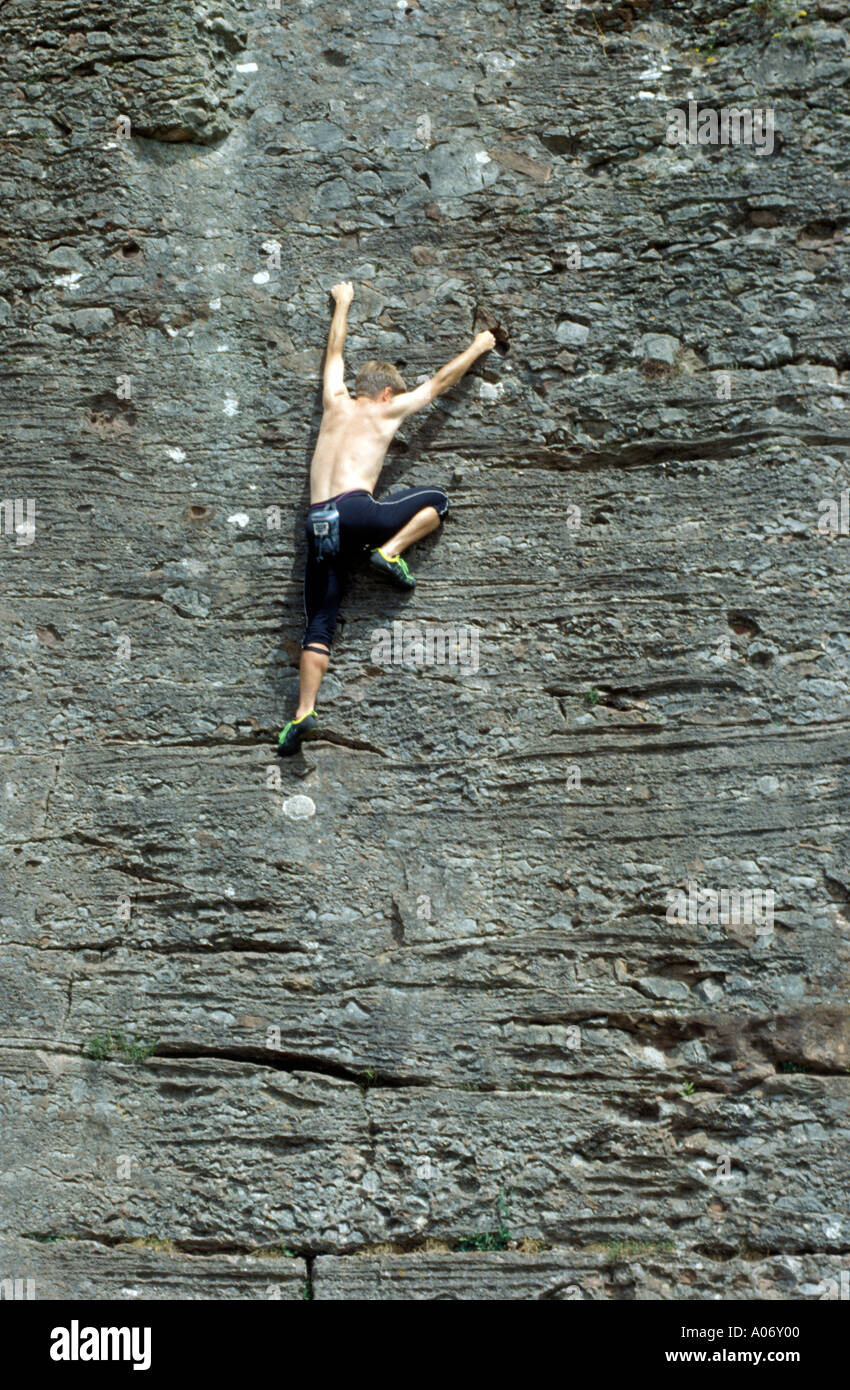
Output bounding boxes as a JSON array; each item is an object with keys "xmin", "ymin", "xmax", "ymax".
[
  {"xmin": 309, "ymin": 393, "xmax": 400, "ymax": 501},
  {"xmin": 310, "ymin": 280, "xmax": 495, "ymax": 503}
]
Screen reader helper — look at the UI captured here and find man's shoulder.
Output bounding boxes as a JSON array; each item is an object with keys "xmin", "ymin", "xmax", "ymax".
[{"xmin": 320, "ymin": 391, "xmax": 354, "ymax": 422}]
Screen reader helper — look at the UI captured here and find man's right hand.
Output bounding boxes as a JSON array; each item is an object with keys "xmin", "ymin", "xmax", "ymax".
[
  {"xmin": 475, "ymin": 330, "xmax": 496, "ymax": 353},
  {"xmin": 331, "ymin": 281, "xmax": 354, "ymax": 305}
]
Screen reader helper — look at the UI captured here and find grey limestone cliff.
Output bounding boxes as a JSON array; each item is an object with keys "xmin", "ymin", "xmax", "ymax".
[{"xmin": 1, "ymin": 0, "xmax": 849, "ymax": 1300}]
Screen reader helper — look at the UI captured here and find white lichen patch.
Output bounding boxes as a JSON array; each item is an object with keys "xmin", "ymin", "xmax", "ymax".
[{"xmin": 479, "ymin": 380, "xmax": 504, "ymax": 403}]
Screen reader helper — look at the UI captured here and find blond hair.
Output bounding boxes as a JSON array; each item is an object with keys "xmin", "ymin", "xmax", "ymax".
[{"xmin": 354, "ymin": 360, "xmax": 407, "ymax": 398}]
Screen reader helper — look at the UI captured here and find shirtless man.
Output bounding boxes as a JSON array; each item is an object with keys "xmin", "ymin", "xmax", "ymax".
[{"xmin": 278, "ymin": 280, "xmax": 496, "ymax": 754}]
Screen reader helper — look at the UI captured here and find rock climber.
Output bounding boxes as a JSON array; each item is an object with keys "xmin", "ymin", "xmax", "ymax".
[{"xmin": 277, "ymin": 280, "xmax": 496, "ymax": 754}]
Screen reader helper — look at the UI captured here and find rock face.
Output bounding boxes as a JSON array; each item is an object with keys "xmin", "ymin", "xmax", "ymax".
[{"xmin": 1, "ymin": 0, "xmax": 849, "ymax": 1301}]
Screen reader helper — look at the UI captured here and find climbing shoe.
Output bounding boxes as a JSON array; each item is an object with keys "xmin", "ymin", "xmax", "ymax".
[
  {"xmin": 277, "ymin": 710, "xmax": 318, "ymax": 756},
  {"xmin": 369, "ymin": 547, "xmax": 415, "ymax": 590}
]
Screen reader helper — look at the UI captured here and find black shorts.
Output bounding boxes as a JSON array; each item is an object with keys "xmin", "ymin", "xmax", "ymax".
[{"xmin": 301, "ymin": 486, "xmax": 449, "ymax": 651}]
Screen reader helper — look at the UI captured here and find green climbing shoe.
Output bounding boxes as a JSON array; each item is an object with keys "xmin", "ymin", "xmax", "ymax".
[
  {"xmin": 370, "ymin": 547, "xmax": 415, "ymax": 590},
  {"xmin": 277, "ymin": 710, "xmax": 318, "ymax": 756}
]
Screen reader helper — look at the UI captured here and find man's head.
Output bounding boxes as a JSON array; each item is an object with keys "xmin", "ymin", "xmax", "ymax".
[{"xmin": 354, "ymin": 360, "xmax": 407, "ymax": 401}]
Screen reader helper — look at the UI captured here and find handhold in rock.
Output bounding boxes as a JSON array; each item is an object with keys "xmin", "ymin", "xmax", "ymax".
[{"xmin": 473, "ymin": 303, "xmax": 510, "ymax": 354}]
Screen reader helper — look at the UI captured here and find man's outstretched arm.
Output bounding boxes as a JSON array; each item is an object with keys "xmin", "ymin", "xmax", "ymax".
[
  {"xmin": 387, "ymin": 330, "xmax": 496, "ymax": 419},
  {"xmin": 323, "ymin": 281, "xmax": 353, "ymax": 405}
]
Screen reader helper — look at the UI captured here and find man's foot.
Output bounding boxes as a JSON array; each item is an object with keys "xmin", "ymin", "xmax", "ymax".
[
  {"xmin": 370, "ymin": 547, "xmax": 415, "ymax": 589},
  {"xmin": 277, "ymin": 710, "xmax": 318, "ymax": 756}
]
